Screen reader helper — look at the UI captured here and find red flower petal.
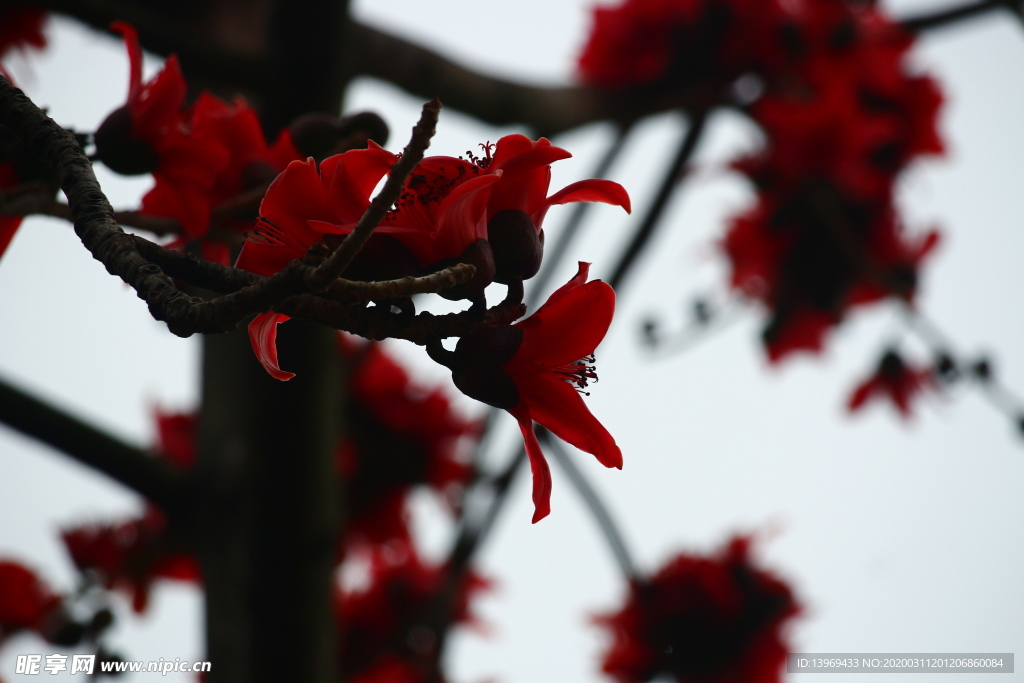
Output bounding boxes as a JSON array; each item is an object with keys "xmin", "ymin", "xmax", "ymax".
[
  {"xmin": 110, "ymin": 21, "xmax": 142, "ymax": 103},
  {"xmin": 257, "ymin": 158, "xmax": 332, "ymax": 245},
  {"xmin": 514, "ymin": 279, "xmax": 615, "ymax": 370},
  {"xmin": 516, "ymin": 373, "xmax": 623, "ymax": 470},
  {"xmin": 546, "ymin": 178, "xmax": 632, "ymax": 213},
  {"xmin": 321, "ymin": 146, "xmax": 399, "ymax": 215},
  {"xmin": 432, "ymin": 171, "xmax": 501, "ymax": 261},
  {"xmin": 511, "ymin": 406, "xmax": 553, "ymax": 524},
  {"xmin": 248, "ymin": 311, "xmax": 294, "ymax": 381},
  {"xmin": 234, "ymin": 240, "xmax": 306, "ymax": 277}
]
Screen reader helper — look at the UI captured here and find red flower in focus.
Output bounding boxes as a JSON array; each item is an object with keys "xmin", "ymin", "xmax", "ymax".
[
  {"xmin": 0, "ymin": 6, "xmax": 47, "ymax": 62},
  {"xmin": 597, "ymin": 537, "xmax": 800, "ymax": 683},
  {"xmin": 448, "ymin": 262, "xmax": 622, "ymax": 522},
  {"xmin": 62, "ymin": 508, "xmax": 199, "ymax": 613},
  {"xmin": 94, "ymin": 22, "xmax": 228, "ymax": 238},
  {"xmin": 337, "ymin": 541, "xmax": 487, "ymax": 681},
  {"xmin": 0, "ymin": 561, "xmax": 60, "ymax": 638},
  {"xmin": 235, "ymin": 145, "xmax": 400, "ymax": 277},
  {"xmin": 339, "ymin": 336, "xmax": 477, "ymax": 547},
  {"xmin": 848, "ymin": 349, "xmax": 936, "ymax": 419}
]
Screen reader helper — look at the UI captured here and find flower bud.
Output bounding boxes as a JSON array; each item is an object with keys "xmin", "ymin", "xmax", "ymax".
[
  {"xmin": 93, "ymin": 106, "xmax": 160, "ymax": 175},
  {"xmin": 488, "ymin": 210, "xmax": 543, "ymax": 284},
  {"xmin": 451, "ymin": 325, "xmax": 525, "ymax": 410},
  {"xmin": 434, "ymin": 239, "xmax": 496, "ymax": 301},
  {"xmin": 289, "ymin": 111, "xmax": 389, "ymax": 161}
]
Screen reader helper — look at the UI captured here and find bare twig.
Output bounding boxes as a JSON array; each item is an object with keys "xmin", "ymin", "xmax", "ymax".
[
  {"xmin": 308, "ymin": 98, "xmax": 441, "ymax": 289},
  {"xmin": 608, "ymin": 109, "xmax": 708, "ymax": 291}
]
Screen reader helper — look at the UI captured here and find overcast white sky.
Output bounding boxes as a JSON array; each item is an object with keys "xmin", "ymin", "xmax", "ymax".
[{"xmin": 2, "ymin": 1, "xmax": 1024, "ymax": 681}]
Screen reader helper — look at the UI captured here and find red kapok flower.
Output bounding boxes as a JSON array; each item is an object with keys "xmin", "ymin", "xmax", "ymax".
[
  {"xmin": 448, "ymin": 262, "xmax": 622, "ymax": 522},
  {"xmin": 596, "ymin": 536, "xmax": 800, "ymax": 683},
  {"xmin": 0, "ymin": 561, "xmax": 60, "ymax": 638},
  {"xmin": 93, "ymin": 22, "xmax": 229, "ymax": 237},
  {"xmin": 62, "ymin": 508, "xmax": 199, "ymax": 613},
  {"xmin": 235, "ymin": 145, "xmax": 401, "ymax": 277},
  {"xmin": 848, "ymin": 349, "xmax": 936, "ymax": 419},
  {"xmin": 482, "ymin": 135, "xmax": 631, "ymax": 283}
]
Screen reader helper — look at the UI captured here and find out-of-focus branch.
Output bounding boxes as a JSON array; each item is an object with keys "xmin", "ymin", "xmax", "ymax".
[
  {"xmin": 44, "ymin": 0, "xmax": 270, "ymax": 93},
  {"xmin": 540, "ymin": 430, "xmax": 637, "ymax": 580},
  {"xmin": 348, "ymin": 22, "xmax": 711, "ymax": 138},
  {"xmin": 0, "ymin": 374, "xmax": 183, "ymax": 511},
  {"xmin": 608, "ymin": 109, "xmax": 708, "ymax": 291},
  {"xmin": 901, "ymin": 0, "xmax": 1023, "ymax": 33}
]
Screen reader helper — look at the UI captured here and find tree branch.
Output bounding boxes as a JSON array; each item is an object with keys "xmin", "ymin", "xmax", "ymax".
[
  {"xmin": 901, "ymin": 0, "xmax": 1022, "ymax": 33},
  {"xmin": 348, "ymin": 22, "xmax": 711, "ymax": 138},
  {"xmin": 309, "ymin": 98, "xmax": 440, "ymax": 288},
  {"xmin": 0, "ymin": 374, "xmax": 183, "ymax": 510},
  {"xmin": 608, "ymin": 109, "xmax": 708, "ymax": 291},
  {"xmin": 0, "ymin": 78, "xmax": 516, "ymax": 344}
]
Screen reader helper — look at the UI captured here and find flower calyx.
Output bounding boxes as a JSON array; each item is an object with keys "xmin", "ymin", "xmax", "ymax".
[{"xmin": 487, "ymin": 209, "xmax": 544, "ymax": 284}]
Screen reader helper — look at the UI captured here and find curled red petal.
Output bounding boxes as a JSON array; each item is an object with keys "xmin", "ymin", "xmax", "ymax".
[
  {"xmin": 248, "ymin": 312, "xmax": 295, "ymax": 381},
  {"xmin": 432, "ymin": 172, "xmax": 501, "ymax": 262},
  {"xmin": 546, "ymin": 178, "xmax": 632, "ymax": 214},
  {"xmin": 110, "ymin": 21, "xmax": 142, "ymax": 103},
  {"xmin": 258, "ymin": 158, "xmax": 333, "ymax": 246},
  {"xmin": 546, "ymin": 261, "xmax": 590, "ymax": 305},
  {"xmin": 511, "ymin": 406, "xmax": 552, "ymax": 524}
]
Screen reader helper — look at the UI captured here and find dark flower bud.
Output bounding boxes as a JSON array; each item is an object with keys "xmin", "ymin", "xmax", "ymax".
[
  {"xmin": 44, "ymin": 617, "xmax": 85, "ymax": 646},
  {"xmin": 338, "ymin": 111, "xmax": 389, "ymax": 147},
  {"xmin": 454, "ymin": 325, "xmax": 524, "ymax": 368},
  {"xmin": 94, "ymin": 106, "xmax": 160, "ymax": 175},
  {"xmin": 289, "ymin": 111, "xmax": 389, "ymax": 161},
  {"xmin": 240, "ymin": 160, "xmax": 280, "ymax": 191},
  {"xmin": 934, "ymin": 352, "xmax": 958, "ymax": 383},
  {"xmin": 87, "ymin": 607, "xmax": 115, "ymax": 636},
  {"xmin": 641, "ymin": 319, "xmax": 659, "ymax": 347},
  {"xmin": 488, "ymin": 210, "xmax": 544, "ymax": 284},
  {"xmin": 972, "ymin": 357, "xmax": 993, "ymax": 382},
  {"xmin": 434, "ymin": 239, "xmax": 496, "ymax": 301},
  {"xmin": 450, "ymin": 326, "xmax": 524, "ymax": 410},
  {"xmin": 879, "ymin": 349, "xmax": 905, "ymax": 377}
]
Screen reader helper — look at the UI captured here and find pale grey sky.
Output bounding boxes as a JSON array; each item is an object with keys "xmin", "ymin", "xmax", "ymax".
[{"xmin": 2, "ymin": 2, "xmax": 1024, "ymax": 682}]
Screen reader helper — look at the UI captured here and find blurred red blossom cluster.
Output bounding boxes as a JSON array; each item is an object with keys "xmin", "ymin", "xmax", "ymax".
[
  {"xmin": 597, "ymin": 537, "xmax": 800, "ymax": 683},
  {"xmin": 581, "ymin": 0, "xmax": 944, "ymax": 363}
]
